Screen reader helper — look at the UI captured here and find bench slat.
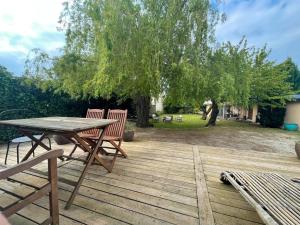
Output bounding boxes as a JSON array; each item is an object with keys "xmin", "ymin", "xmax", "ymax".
[{"xmin": 221, "ymin": 171, "xmax": 300, "ymax": 225}]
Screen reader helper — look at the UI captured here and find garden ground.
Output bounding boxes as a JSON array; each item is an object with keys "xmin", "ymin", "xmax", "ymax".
[
  {"xmin": 0, "ymin": 117, "xmax": 300, "ymax": 224},
  {"xmin": 139, "ymin": 114, "xmax": 300, "ymax": 154}
]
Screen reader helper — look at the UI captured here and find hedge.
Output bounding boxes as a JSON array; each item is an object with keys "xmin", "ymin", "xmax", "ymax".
[{"xmin": 0, "ymin": 66, "xmax": 134, "ymax": 142}]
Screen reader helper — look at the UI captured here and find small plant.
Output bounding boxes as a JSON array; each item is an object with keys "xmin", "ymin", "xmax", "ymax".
[
  {"xmin": 125, "ymin": 121, "xmax": 135, "ymax": 131},
  {"xmin": 124, "ymin": 122, "xmax": 135, "ymax": 142},
  {"xmin": 178, "ymin": 109, "xmax": 184, "ymax": 114}
]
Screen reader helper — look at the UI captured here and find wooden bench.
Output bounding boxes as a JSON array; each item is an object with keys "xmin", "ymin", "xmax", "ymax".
[
  {"xmin": 0, "ymin": 149, "xmax": 63, "ymax": 225},
  {"xmin": 220, "ymin": 171, "xmax": 300, "ymax": 225}
]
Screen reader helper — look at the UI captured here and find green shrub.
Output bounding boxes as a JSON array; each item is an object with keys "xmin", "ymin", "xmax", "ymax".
[
  {"xmin": 0, "ymin": 66, "xmax": 134, "ymax": 142},
  {"xmin": 258, "ymin": 106, "xmax": 286, "ymax": 128}
]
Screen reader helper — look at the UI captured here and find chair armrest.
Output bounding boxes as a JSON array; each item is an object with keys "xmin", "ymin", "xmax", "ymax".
[{"xmin": 0, "ymin": 149, "xmax": 63, "ymax": 179}]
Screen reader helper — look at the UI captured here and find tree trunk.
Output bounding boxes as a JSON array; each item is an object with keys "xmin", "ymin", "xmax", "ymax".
[
  {"xmin": 136, "ymin": 95, "xmax": 150, "ymax": 127},
  {"xmin": 202, "ymin": 104, "xmax": 212, "ymax": 120},
  {"xmin": 205, "ymin": 100, "xmax": 219, "ymax": 127}
]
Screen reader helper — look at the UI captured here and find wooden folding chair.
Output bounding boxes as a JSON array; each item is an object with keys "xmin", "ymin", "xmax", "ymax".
[
  {"xmin": 102, "ymin": 109, "xmax": 128, "ymax": 158},
  {"xmin": 85, "ymin": 109, "xmax": 128, "ymax": 158},
  {"xmin": 0, "ymin": 149, "xmax": 63, "ymax": 225},
  {"xmin": 68, "ymin": 109, "xmax": 104, "ymax": 158}
]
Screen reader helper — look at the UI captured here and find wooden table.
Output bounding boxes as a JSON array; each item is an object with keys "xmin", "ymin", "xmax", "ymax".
[{"xmin": 0, "ymin": 117, "xmax": 117, "ymax": 209}]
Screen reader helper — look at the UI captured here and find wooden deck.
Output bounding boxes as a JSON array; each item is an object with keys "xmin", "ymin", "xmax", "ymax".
[{"xmin": 0, "ymin": 140, "xmax": 299, "ymax": 225}]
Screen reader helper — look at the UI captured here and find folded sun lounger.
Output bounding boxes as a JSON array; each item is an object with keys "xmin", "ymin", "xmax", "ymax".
[{"xmin": 220, "ymin": 171, "xmax": 300, "ymax": 225}]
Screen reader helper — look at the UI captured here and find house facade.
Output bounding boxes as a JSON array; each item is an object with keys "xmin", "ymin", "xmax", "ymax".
[
  {"xmin": 284, "ymin": 95, "xmax": 300, "ymax": 127},
  {"xmin": 151, "ymin": 96, "xmax": 164, "ymax": 113},
  {"xmin": 218, "ymin": 104, "xmax": 258, "ymax": 122}
]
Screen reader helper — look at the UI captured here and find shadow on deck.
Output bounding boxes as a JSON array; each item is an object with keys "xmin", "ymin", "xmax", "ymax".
[{"xmin": 0, "ymin": 139, "xmax": 299, "ymax": 225}]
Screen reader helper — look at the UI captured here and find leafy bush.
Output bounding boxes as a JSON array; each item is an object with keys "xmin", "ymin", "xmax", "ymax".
[
  {"xmin": 164, "ymin": 103, "xmax": 194, "ymax": 114},
  {"xmin": 125, "ymin": 121, "xmax": 136, "ymax": 131},
  {"xmin": 0, "ymin": 66, "xmax": 134, "ymax": 142},
  {"xmin": 258, "ymin": 106, "xmax": 286, "ymax": 128}
]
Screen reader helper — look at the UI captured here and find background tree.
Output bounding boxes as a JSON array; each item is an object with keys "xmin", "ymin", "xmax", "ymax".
[
  {"xmin": 276, "ymin": 58, "xmax": 300, "ymax": 92},
  {"xmin": 250, "ymin": 49, "xmax": 293, "ymax": 107},
  {"xmin": 25, "ymin": 0, "xmax": 292, "ymax": 128},
  {"xmin": 202, "ymin": 40, "xmax": 253, "ymax": 126},
  {"xmin": 167, "ymin": 38, "xmax": 293, "ymax": 126},
  {"xmin": 25, "ymin": 0, "xmax": 219, "ymax": 127}
]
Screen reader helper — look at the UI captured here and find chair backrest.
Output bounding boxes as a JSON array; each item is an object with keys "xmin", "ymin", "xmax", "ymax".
[
  {"xmin": 105, "ymin": 109, "xmax": 128, "ymax": 139},
  {"xmin": 0, "ymin": 149, "xmax": 63, "ymax": 223},
  {"xmin": 82, "ymin": 109, "xmax": 105, "ymax": 136},
  {"xmin": 86, "ymin": 108, "xmax": 105, "ymax": 119}
]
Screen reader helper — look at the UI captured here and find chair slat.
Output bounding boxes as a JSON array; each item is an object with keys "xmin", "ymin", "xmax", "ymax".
[
  {"xmin": 105, "ymin": 109, "xmax": 127, "ymax": 139},
  {"xmin": 81, "ymin": 109, "xmax": 105, "ymax": 136}
]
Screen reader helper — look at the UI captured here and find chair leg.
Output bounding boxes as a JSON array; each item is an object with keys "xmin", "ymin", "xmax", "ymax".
[
  {"xmin": 5, "ymin": 141, "xmax": 11, "ymax": 165},
  {"xmin": 31, "ymin": 142, "xmax": 35, "ymax": 157},
  {"xmin": 47, "ymin": 137, "xmax": 52, "ymax": 149},
  {"xmin": 68, "ymin": 144, "xmax": 78, "ymax": 160},
  {"xmin": 110, "ymin": 140, "xmax": 127, "ymax": 158},
  {"xmin": 98, "ymin": 143, "xmax": 109, "ymax": 155},
  {"xmin": 17, "ymin": 144, "xmax": 20, "ymax": 164},
  {"xmin": 98, "ymin": 146, "xmax": 108, "ymax": 155}
]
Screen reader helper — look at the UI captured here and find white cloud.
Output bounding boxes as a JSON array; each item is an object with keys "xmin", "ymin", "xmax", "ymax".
[
  {"xmin": 216, "ymin": 0, "xmax": 300, "ymax": 65},
  {"xmin": 0, "ymin": 0, "xmax": 64, "ymax": 36},
  {"xmin": 0, "ymin": 36, "xmax": 28, "ymax": 53},
  {"xmin": 0, "ymin": 0, "xmax": 65, "ymax": 54},
  {"xmin": 2, "ymin": 0, "xmax": 300, "ymax": 75},
  {"xmin": 0, "ymin": 0, "xmax": 66, "ymax": 74}
]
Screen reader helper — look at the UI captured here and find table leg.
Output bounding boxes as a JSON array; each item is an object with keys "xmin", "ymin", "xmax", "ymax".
[
  {"xmin": 64, "ymin": 142, "xmax": 98, "ymax": 209},
  {"xmin": 21, "ymin": 132, "xmax": 48, "ymax": 162},
  {"xmin": 65, "ymin": 125, "xmax": 111, "ymax": 209},
  {"xmin": 20, "ymin": 130, "xmax": 64, "ymax": 162}
]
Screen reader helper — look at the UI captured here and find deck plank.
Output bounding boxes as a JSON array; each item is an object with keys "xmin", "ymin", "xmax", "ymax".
[
  {"xmin": 193, "ymin": 146, "xmax": 215, "ymax": 225},
  {"xmin": 1, "ymin": 140, "xmax": 299, "ymax": 224}
]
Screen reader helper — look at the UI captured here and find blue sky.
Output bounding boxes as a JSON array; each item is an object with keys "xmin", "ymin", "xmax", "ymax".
[
  {"xmin": 0, "ymin": 0, "xmax": 65, "ymax": 75},
  {"xmin": 0, "ymin": 0, "xmax": 299, "ymax": 76},
  {"xmin": 215, "ymin": 0, "xmax": 300, "ymax": 65}
]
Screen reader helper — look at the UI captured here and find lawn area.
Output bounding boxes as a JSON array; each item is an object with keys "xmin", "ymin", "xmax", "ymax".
[
  {"xmin": 143, "ymin": 113, "xmax": 300, "ymax": 154},
  {"xmin": 151, "ymin": 114, "xmax": 256, "ymax": 129}
]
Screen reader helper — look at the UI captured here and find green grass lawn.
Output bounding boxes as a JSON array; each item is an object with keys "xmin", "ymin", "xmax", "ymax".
[
  {"xmin": 151, "ymin": 114, "xmax": 258, "ymax": 129},
  {"xmin": 150, "ymin": 114, "xmax": 300, "ymax": 139}
]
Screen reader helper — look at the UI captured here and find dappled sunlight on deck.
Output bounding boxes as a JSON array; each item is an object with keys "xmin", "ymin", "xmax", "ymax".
[{"xmin": 0, "ymin": 139, "xmax": 299, "ymax": 225}]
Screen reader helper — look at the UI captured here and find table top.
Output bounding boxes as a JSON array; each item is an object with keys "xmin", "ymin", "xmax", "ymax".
[{"xmin": 0, "ymin": 117, "xmax": 117, "ymax": 132}]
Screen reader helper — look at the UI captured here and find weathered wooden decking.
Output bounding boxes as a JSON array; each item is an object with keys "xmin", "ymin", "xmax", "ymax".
[{"xmin": 0, "ymin": 140, "xmax": 299, "ymax": 225}]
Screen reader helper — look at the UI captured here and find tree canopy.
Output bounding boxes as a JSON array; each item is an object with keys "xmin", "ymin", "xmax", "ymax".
[
  {"xmin": 276, "ymin": 58, "xmax": 300, "ymax": 92},
  {"xmin": 24, "ymin": 0, "xmax": 294, "ymax": 127},
  {"xmin": 167, "ymin": 39, "xmax": 293, "ymax": 106},
  {"xmin": 26, "ymin": 0, "xmax": 220, "ymax": 126}
]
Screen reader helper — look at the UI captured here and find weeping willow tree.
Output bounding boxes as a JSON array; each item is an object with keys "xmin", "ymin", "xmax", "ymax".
[
  {"xmin": 25, "ymin": 0, "xmax": 219, "ymax": 127},
  {"xmin": 163, "ymin": 37, "xmax": 293, "ymax": 126},
  {"xmin": 26, "ymin": 0, "xmax": 291, "ymax": 128}
]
